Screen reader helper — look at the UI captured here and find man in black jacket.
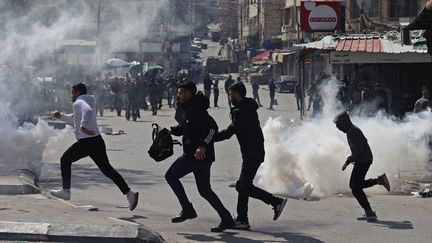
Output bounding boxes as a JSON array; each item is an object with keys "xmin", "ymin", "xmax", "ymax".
[
  {"xmin": 334, "ymin": 111, "xmax": 391, "ymax": 221},
  {"xmin": 268, "ymin": 80, "xmax": 276, "ymax": 110},
  {"xmin": 215, "ymin": 82, "xmax": 287, "ymax": 230},
  {"xmin": 203, "ymin": 71, "xmax": 213, "ymax": 99},
  {"xmin": 166, "ymin": 82, "xmax": 234, "ymax": 232},
  {"xmin": 224, "ymin": 75, "xmax": 235, "ymax": 107}
]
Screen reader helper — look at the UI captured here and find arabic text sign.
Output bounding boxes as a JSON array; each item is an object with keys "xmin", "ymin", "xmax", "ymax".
[{"xmin": 300, "ymin": 1, "xmax": 340, "ymax": 31}]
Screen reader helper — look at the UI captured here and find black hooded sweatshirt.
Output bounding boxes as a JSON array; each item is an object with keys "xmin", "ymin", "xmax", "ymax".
[
  {"xmin": 171, "ymin": 92, "xmax": 218, "ymax": 163},
  {"xmin": 334, "ymin": 112, "xmax": 373, "ymax": 165},
  {"xmin": 215, "ymin": 97, "xmax": 265, "ymax": 163}
]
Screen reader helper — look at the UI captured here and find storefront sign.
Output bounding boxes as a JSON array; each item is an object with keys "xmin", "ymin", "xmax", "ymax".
[{"xmin": 300, "ymin": 1, "xmax": 340, "ymax": 31}]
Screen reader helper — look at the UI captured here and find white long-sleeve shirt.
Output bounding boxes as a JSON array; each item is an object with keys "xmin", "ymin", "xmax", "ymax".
[{"xmin": 59, "ymin": 94, "xmax": 100, "ymax": 140}]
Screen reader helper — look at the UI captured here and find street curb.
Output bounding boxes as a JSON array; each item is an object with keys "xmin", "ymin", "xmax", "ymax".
[
  {"xmin": 0, "ymin": 170, "xmax": 40, "ymax": 195},
  {"xmin": 0, "ymin": 221, "xmax": 165, "ymax": 243}
]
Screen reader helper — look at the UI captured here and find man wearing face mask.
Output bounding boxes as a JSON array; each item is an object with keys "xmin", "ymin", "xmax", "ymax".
[
  {"xmin": 214, "ymin": 82, "xmax": 287, "ymax": 230},
  {"xmin": 166, "ymin": 82, "xmax": 234, "ymax": 232},
  {"xmin": 50, "ymin": 83, "xmax": 139, "ymax": 211}
]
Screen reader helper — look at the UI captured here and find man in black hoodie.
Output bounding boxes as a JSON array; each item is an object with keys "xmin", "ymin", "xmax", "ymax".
[
  {"xmin": 215, "ymin": 82, "xmax": 287, "ymax": 230},
  {"xmin": 166, "ymin": 82, "xmax": 234, "ymax": 232},
  {"xmin": 334, "ymin": 111, "xmax": 391, "ymax": 220}
]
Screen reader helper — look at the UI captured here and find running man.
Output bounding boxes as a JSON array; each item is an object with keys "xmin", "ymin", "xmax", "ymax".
[{"xmin": 50, "ymin": 83, "xmax": 139, "ymax": 211}]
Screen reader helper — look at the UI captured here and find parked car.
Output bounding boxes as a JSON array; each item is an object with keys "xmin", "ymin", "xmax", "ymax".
[
  {"xmin": 192, "ymin": 38, "xmax": 203, "ymax": 48},
  {"xmin": 191, "ymin": 44, "xmax": 202, "ymax": 53},
  {"xmin": 191, "ymin": 51, "xmax": 200, "ymax": 59},
  {"xmin": 206, "ymin": 57, "xmax": 229, "ymax": 74},
  {"xmin": 276, "ymin": 75, "xmax": 297, "ymax": 93}
]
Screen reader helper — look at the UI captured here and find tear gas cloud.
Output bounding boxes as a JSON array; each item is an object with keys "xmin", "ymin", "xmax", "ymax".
[
  {"xmin": 258, "ymin": 78, "xmax": 432, "ymax": 197},
  {"xmin": 0, "ymin": 0, "xmax": 179, "ymax": 175},
  {"xmin": 0, "ymin": 104, "xmax": 72, "ymax": 177}
]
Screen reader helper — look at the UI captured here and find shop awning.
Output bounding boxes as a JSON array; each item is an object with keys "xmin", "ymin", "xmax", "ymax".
[
  {"xmin": 251, "ymin": 51, "xmax": 271, "ymax": 62},
  {"xmin": 271, "ymin": 51, "xmax": 296, "ymax": 63}
]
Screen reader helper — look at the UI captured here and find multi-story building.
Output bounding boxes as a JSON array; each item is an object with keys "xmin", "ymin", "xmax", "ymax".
[
  {"xmin": 280, "ymin": 0, "xmax": 301, "ymax": 48},
  {"xmin": 57, "ymin": 0, "xmax": 195, "ymax": 74},
  {"xmin": 219, "ymin": 0, "xmax": 238, "ymax": 38},
  {"xmin": 345, "ymin": 0, "xmax": 423, "ymax": 31},
  {"xmin": 238, "ymin": 0, "xmax": 284, "ymax": 50}
]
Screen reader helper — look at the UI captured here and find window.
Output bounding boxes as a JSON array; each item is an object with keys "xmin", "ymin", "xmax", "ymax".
[
  {"xmin": 350, "ymin": 0, "xmax": 379, "ymax": 18},
  {"xmin": 283, "ymin": 7, "xmax": 292, "ymax": 26},
  {"xmin": 389, "ymin": 0, "xmax": 419, "ymax": 19}
]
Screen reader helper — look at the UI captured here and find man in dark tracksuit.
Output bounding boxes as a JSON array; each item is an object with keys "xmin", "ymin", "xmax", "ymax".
[
  {"xmin": 334, "ymin": 112, "xmax": 391, "ymax": 220},
  {"xmin": 215, "ymin": 82, "xmax": 287, "ymax": 230},
  {"xmin": 268, "ymin": 80, "xmax": 276, "ymax": 110},
  {"xmin": 224, "ymin": 75, "xmax": 235, "ymax": 107},
  {"xmin": 203, "ymin": 72, "xmax": 213, "ymax": 99},
  {"xmin": 148, "ymin": 79, "xmax": 160, "ymax": 116},
  {"xmin": 166, "ymin": 82, "xmax": 234, "ymax": 232},
  {"xmin": 213, "ymin": 80, "xmax": 220, "ymax": 107}
]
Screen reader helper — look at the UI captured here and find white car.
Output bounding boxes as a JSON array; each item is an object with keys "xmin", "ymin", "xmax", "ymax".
[{"xmin": 192, "ymin": 38, "xmax": 203, "ymax": 47}]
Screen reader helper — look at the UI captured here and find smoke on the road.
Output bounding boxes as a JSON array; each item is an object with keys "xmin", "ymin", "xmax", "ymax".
[
  {"xmin": 0, "ymin": 0, "xmax": 173, "ymax": 174},
  {"xmin": 258, "ymin": 78, "xmax": 432, "ymax": 197},
  {"xmin": 0, "ymin": 105, "xmax": 72, "ymax": 177}
]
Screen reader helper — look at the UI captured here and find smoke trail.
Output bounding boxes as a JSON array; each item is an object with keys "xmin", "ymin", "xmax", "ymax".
[
  {"xmin": 258, "ymin": 78, "xmax": 432, "ymax": 197},
  {"xmin": 0, "ymin": 104, "xmax": 71, "ymax": 177}
]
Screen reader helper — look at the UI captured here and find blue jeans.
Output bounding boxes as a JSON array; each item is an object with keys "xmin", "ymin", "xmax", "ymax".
[{"xmin": 165, "ymin": 155, "xmax": 231, "ymax": 220}]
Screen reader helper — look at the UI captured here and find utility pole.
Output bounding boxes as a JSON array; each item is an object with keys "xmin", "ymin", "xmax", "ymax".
[
  {"xmin": 240, "ymin": 0, "xmax": 243, "ymax": 50},
  {"xmin": 97, "ymin": 0, "xmax": 102, "ymax": 67}
]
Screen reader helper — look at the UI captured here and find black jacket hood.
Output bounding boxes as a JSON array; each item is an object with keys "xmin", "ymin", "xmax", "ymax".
[
  {"xmin": 182, "ymin": 91, "xmax": 210, "ymax": 110},
  {"xmin": 236, "ymin": 97, "xmax": 259, "ymax": 111},
  {"xmin": 333, "ymin": 111, "xmax": 353, "ymax": 133}
]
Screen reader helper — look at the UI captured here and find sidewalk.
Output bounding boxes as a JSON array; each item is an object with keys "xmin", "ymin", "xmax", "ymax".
[{"xmin": 0, "ymin": 173, "xmax": 164, "ymax": 243}]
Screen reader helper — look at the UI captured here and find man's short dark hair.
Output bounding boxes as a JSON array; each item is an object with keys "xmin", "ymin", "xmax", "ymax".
[
  {"xmin": 179, "ymin": 81, "xmax": 197, "ymax": 95},
  {"xmin": 72, "ymin": 83, "xmax": 87, "ymax": 94},
  {"xmin": 229, "ymin": 82, "xmax": 246, "ymax": 97}
]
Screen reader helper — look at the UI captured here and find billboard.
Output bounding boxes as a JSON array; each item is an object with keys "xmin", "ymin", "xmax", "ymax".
[{"xmin": 300, "ymin": 1, "xmax": 341, "ymax": 31}]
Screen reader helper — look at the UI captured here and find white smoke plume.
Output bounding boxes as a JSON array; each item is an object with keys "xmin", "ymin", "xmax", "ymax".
[
  {"xmin": 258, "ymin": 78, "xmax": 432, "ymax": 197},
  {"xmin": 0, "ymin": 105, "xmax": 71, "ymax": 177},
  {"xmin": 0, "ymin": 0, "xmax": 176, "ymax": 175},
  {"xmin": 0, "ymin": 0, "xmax": 175, "ymax": 66}
]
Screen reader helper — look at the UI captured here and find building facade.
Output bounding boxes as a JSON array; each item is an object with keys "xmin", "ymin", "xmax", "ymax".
[
  {"xmin": 346, "ymin": 0, "xmax": 423, "ymax": 31},
  {"xmin": 238, "ymin": 0, "xmax": 284, "ymax": 50}
]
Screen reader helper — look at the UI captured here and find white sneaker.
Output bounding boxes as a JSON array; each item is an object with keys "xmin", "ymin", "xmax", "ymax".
[
  {"xmin": 127, "ymin": 191, "xmax": 139, "ymax": 211},
  {"xmin": 50, "ymin": 189, "xmax": 71, "ymax": 200}
]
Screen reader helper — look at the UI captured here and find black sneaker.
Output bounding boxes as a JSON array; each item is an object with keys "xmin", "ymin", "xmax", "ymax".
[
  {"xmin": 378, "ymin": 173, "xmax": 391, "ymax": 192},
  {"xmin": 233, "ymin": 218, "xmax": 251, "ymax": 230},
  {"xmin": 211, "ymin": 219, "xmax": 235, "ymax": 232},
  {"xmin": 171, "ymin": 204, "xmax": 197, "ymax": 223},
  {"xmin": 357, "ymin": 210, "xmax": 378, "ymax": 221},
  {"xmin": 273, "ymin": 198, "xmax": 287, "ymax": 221}
]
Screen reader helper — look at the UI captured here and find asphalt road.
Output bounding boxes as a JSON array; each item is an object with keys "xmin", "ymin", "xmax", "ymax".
[
  {"xmin": 38, "ymin": 84, "xmax": 431, "ymax": 243},
  {"xmin": 37, "ymin": 40, "xmax": 431, "ymax": 243}
]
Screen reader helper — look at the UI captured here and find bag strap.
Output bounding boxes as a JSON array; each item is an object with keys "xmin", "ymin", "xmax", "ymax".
[{"xmin": 152, "ymin": 123, "xmax": 160, "ymax": 142}]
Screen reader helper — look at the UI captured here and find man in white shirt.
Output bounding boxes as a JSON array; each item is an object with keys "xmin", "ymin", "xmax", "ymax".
[{"xmin": 50, "ymin": 83, "xmax": 139, "ymax": 211}]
